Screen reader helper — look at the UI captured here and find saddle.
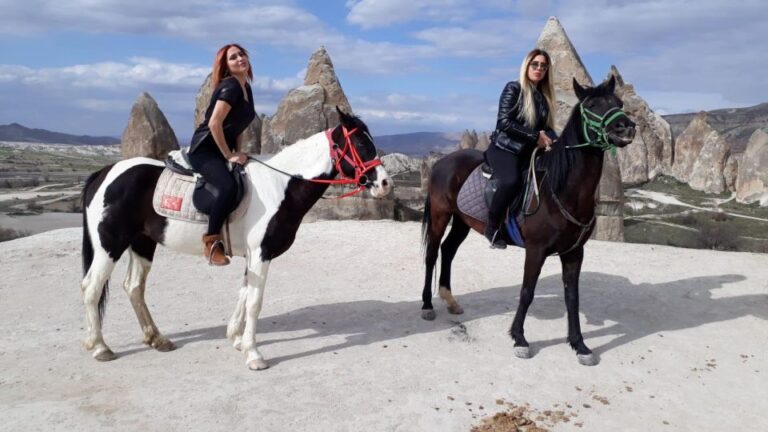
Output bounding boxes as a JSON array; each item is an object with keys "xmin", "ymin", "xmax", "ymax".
[
  {"xmin": 152, "ymin": 150, "xmax": 250, "ymax": 253},
  {"xmin": 456, "ymin": 159, "xmax": 544, "ymax": 247}
]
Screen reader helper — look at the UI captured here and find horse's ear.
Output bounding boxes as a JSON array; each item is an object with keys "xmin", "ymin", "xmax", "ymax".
[
  {"xmin": 605, "ymin": 75, "xmax": 616, "ymax": 95},
  {"xmin": 336, "ymin": 105, "xmax": 351, "ymax": 126},
  {"xmin": 573, "ymin": 78, "xmax": 587, "ymax": 101}
]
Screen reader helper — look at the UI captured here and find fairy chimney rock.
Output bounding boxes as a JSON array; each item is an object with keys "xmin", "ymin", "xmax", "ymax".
[
  {"xmin": 121, "ymin": 92, "xmax": 179, "ymax": 160},
  {"xmin": 536, "ymin": 16, "xmax": 593, "ymax": 131},
  {"xmin": 735, "ymin": 128, "xmax": 768, "ymax": 206},
  {"xmin": 477, "ymin": 131, "xmax": 490, "ymax": 151},
  {"xmin": 672, "ymin": 112, "xmax": 729, "ymax": 189},
  {"xmin": 194, "ymin": 73, "xmax": 262, "ymax": 154},
  {"xmin": 459, "ymin": 130, "xmax": 479, "ymax": 149},
  {"xmin": 261, "ymin": 47, "xmax": 352, "ymax": 154},
  {"xmin": 607, "ymin": 65, "xmax": 674, "ymax": 184}
]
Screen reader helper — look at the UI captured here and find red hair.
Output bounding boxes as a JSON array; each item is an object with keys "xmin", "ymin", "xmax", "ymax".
[{"xmin": 212, "ymin": 43, "xmax": 253, "ymax": 89}]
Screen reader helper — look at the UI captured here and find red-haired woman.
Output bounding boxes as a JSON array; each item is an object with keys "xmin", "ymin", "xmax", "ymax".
[{"xmin": 188, "ymin": 43, "xmax": 255, "ymax": 266}]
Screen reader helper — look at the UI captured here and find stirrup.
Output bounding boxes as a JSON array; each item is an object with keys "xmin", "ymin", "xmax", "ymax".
[
  {"xmin": 489, "ymin": 229, "xmax": 507, "ymax": 250},
  {"xmin": 207, "ymin": 240, "xmax": 228, "ymax": 265}
]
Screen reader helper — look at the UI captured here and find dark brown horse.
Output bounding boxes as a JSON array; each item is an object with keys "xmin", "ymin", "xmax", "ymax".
[{"xmin": 420, "ymin": 76, "xmax": 636, "ymax": 365}]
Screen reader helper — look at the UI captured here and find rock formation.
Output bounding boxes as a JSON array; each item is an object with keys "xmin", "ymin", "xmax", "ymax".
[
  {"xmin": 664, "ymin": 102, "xmax": 768, "ymax": 153},
  {"xmin": 607, "ymin": 66, "xmax": 673, "ymax": 184},
  {"xmin": 735, "ymin": 128, "xmax": 768, "ymax": 206},
  {"xmin": 381, "ymin": 153, "xmax": 421, "ymax": 176},
  {"xmin": 477, "ymin": 132, "xmax": 490, "ymax": 151},
  {"xmin": 672, "ymin": 112, "xmax": 733, "ymax": 194},
  {"xmin": 194, "ymin": 73, "xmax": 262, "ymax": 154},
  {"xmin": 261, "ymin": 47, "xmax": 353, "ymax": 154},
  {"xmin": 121, "ymin": 92, "xmax": 179, "ymax": 160},
  {"xmin": 723, "ymin": 154, "xmax": 740, "ymax": 193},
  {"xmin": 421, "ymin": 152, "xmax": 445, "ymax": 193},
  {"xmin": 459, "ymin": 130, "xmax": 478, "ymax": 150},
  {"xmin": 537, "ymin": 16, "xmax": 623, "ymax": 241}
]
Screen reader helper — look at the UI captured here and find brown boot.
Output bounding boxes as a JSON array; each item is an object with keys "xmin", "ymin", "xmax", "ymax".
[{"xmin": 202, "ymin": 234, "xmax": 230, "ymax": 266}]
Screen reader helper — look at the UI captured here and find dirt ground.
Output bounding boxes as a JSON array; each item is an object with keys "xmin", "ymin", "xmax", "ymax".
[{"xmin": 1, "ymin": 221, "xmax": 766, "ymax": 431}]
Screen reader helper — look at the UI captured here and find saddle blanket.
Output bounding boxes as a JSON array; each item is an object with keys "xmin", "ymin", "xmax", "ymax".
[
  {"xmin": 456, "ymin": 165, "xmax": 526, "ymax": 247},
  {"xmin": 152, "ymin": 151, "xmax": 249, "ymax": 224}
]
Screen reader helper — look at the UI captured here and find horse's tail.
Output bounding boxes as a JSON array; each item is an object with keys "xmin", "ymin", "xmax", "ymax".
[
  {"xmin": 421, "ymin": 194, "xmax": 431, "ymax": 258},
  {"xmin": 81, "ymin": 167, "xmax": 111, "ymax": 322}
]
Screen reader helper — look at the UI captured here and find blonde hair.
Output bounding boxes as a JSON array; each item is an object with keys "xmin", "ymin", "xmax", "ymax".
[{"xmin": 517, "ymin": 48, "xmax": 556, "ymax": 130}]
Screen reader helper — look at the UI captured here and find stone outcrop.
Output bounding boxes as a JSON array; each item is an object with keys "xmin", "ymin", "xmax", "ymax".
[
  {"xmin": 477, "ymin": 132, "xmax": 490, "ymax": 151},
  {"xmin": 459, "ymin": 130, "xmax": 490, "ymax": 152},
  {"xmin": 420, "ymin": 152, "xmax": 445, "ymax": 193},
  {"xmin": 121, "ymin": 92, "xmax": 179, "ymax": 160},
  {"xmin": 672, "ymin": 112, "xmax": 732, "ymax": 194},
  {"xmin": 735, "ymin": 128, "xmax": 768, "ymax": 206},
  {"xmin": 460, "ymin": 130, "xmax": 478, "ymax": 150},
  {"xmin": 537, "ymin": 16, "xmax": 623, "ymax": 241},
  {"xmin": 536, "ymin": 16, "xmax": 593, "ymax": 132},
  {"xmin": 194, "ymin": 73, "xmax": 262, "ymax": 154},
  {"xmin": 664, "ymin": 102, "xmax": 768, "ymax": 153},
  {"xmin": 724, "ymin": 153, "xmax": 740, "ymax": 193},
  {"xmin": 381, "ymin": 153, "xmax": 421, "ymax": 176},
  {"xmin": 607, "ymin": 66, "xmax": 673, "ymax": 184},
  {"xmin": 261, "ymin": 47, "xmax": 353, "ymax": 154}
]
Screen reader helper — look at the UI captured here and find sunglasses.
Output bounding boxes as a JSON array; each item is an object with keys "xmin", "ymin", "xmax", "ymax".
[{"xmin": 529, "ymin": 61, "xmax": 548, "ymax": 71}]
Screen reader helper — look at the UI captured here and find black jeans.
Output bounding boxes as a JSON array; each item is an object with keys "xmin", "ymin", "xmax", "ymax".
[
  {"xmin": 187, "ymin": 146, "xmax": 237, "ymax": 236},
  {"xmin": 485, "ymin": 144, "xmax": 523, "ymax": 231}
]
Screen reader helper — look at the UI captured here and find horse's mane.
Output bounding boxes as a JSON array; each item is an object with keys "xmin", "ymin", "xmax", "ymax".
[{"xmin": 538, "ymin": 83, "xmax": 612, "ymax": 194}]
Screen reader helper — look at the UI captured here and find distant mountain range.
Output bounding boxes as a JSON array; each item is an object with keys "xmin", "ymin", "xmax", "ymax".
[
  {"xmin": 0, "ymin": 123, "xmax": 120, "ymax": 145},
  {"xmin": 662, "ymin": 102, "xmax": 768, "ymax": 153},
  {"xmin": 373, "ymin": 132, "xmax": 461, "ymax": 156}
]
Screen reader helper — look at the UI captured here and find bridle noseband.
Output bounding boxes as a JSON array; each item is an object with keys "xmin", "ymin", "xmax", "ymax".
[
  {"xmin": 310, "ymin": 126, "xmax": 382, "ymax": 198},
  {"xmin": 566, "ymin": 98, "xmax": 629, "ymax": 154}
]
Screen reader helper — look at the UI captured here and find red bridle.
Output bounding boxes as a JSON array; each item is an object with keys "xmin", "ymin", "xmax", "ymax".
[{"xmin": 309, "ymin": 126, "xmax": 382, "ymax": 198}]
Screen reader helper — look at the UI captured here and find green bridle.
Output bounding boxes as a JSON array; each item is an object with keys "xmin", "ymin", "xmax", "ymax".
[{"xmin": 566, "ymin": 99, "xmax": 629, "ymax": 154}]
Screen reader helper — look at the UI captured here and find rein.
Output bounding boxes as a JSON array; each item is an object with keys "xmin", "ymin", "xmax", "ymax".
[
  {"xmin": 247, "ymin": 125, "xmax": 381, "ymax": 199},
  {"xmin": 545, "ymin": 99, "xmax": 627, "ymax": 254}
]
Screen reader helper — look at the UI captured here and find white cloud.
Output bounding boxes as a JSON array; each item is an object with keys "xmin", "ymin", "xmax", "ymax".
[{"xmin": 346, "ymin": 0, "xmax": 476, "ymax": 29}]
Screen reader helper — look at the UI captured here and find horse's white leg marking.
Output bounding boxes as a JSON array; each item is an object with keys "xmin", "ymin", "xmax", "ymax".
[
  {"xmin": 81, "ymin": 253, "xmax": 117, "ymax": 361},
  {"xmin": 227, "ymin": 284, "xmax": 248, "ymax": 351},
  {"xmin": 439, "ymin": 286, "xmax": 464, "ymax": 315},
  {"xmin": 241, "ymin": 259, "xmax": 271, "ymax": 370},
  {"xmin": 122, "ymin": 249, "xmax": 175, "ymax": 352}
]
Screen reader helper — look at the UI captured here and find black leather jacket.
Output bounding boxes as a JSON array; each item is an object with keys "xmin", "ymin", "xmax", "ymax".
[{"xmin": 492, "ymin": 81, "xmax": 552, "ymax": 154}]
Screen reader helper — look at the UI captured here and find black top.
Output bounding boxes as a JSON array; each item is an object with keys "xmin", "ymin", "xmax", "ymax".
[
  {"xmin": 189, "ymin": 77, "xmax": 255, "ymax": 154},
  {"xmin": 493, "ymin": 81, "xmax": 553, "ymax": 153}
]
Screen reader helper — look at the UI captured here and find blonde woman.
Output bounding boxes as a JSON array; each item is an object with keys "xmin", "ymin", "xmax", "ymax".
[{"xmin": 484, "ymin": 48, "xmax": 558, "ymax": 248}]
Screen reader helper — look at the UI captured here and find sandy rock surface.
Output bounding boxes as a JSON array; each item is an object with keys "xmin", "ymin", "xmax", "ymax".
[{"xmin": 1, "ymin": 221, "xmax": 766, "ymax": 431}]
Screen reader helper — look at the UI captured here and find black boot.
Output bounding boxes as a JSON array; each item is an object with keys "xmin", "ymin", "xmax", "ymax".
[{"xmin": 484, "ymin": 222, "xmax": 507, "ymax": 249}]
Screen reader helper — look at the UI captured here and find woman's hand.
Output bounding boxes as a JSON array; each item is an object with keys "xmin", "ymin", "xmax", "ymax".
[
  {"xmin": 537, "ymin": 130, "xmax": 553, "ymax": 151},
  {"xmin": 228, "ymin": 151, "xmax": 248, "ymax": 165}
]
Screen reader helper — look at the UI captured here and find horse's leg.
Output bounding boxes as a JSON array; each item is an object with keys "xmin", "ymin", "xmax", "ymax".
[
  {"xmin": 509, "ymin": 247, "xmax": 547, "ymax": 359},
  {"xmin": 240, "ymin": 256, "xmax": 271, "ymax": 370},
  {"xmin": 421, "ymin": 210, "xmax": 451, "ymax": 321},
  {"xmin": 122, "ymin": 237, "xmax": 175, "ymax": 352},
  {"xmin": 560, "ymin": 246, "xmax": 597, "ymax": 366},
  {"xmin": 226, "ymin": 273, "xmax": 248, "ymax": 351},
  {"xmin": 81, "ymin": 252, "xmax": 118, "ymax": 361},
  {"xmin": 438, "ymin": 217, "xmax": 470, "ymax": 315}
]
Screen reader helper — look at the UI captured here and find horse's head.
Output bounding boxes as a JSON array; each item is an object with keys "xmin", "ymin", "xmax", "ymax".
[
  {"xmin": 573, "ymin": 76, "xmax": 636, "ymax": 149},
  {"xmin": 331, "ymin": 107, "xmax": 393, "ymax": 198}
]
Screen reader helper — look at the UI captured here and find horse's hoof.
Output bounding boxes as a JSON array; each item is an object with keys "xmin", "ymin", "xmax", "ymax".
[
  {"xmin": 447, "ymin": 304, "xmax": 464, "ymax": 315},
  {"xmin": 94, "ymin": 348, "xmax": 117, "ymax": 362},
  {"xmin": 421, "ymin": 310, "xmax": 436, "ymax": 321},
  {"xmin": 578, "ymin": 353, "xmax": 598, "ymax": 366},
  {"xmin": 247, "ymin": 359, "xmax": 269, "ymax": 370},
  {"xmin": 514, "ymin": 346, "xmax": 531, "ymax": 359},
  {"xmin": 154, "ymin": 339, "xmax": 176, "ymax": 352}
]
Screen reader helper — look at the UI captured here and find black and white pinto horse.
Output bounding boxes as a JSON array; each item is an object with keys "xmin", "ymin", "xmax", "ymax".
[{"xmin": 80, "ymin": 110, "xmax": 391, "ymax": 370}]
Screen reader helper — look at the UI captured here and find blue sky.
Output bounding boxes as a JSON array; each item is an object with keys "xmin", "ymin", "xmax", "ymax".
[{"xmin": 0, "ymin": 0, "xmax": 766, "ymax": 139}]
